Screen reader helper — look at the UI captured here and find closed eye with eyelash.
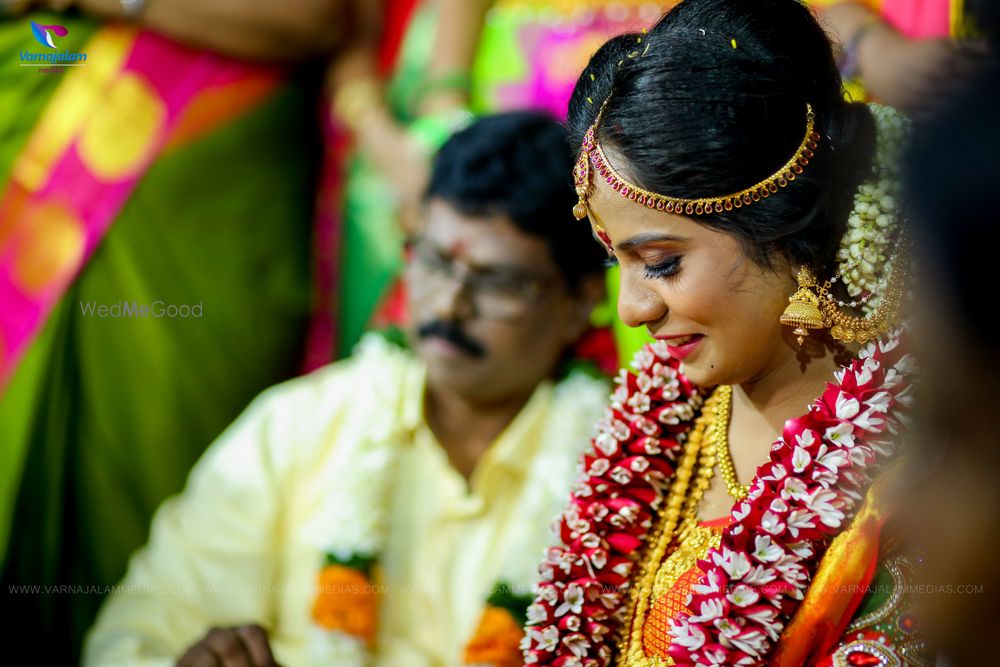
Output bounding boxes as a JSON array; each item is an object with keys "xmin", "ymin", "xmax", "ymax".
[{"xmin": 643, "ymin": 256, "xmax": 681, "ymax": 280}]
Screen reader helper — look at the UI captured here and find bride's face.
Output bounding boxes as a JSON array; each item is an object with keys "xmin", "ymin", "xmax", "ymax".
[{"xmin": 585, "ymin": 162, "xmax": 798, "ymax": 387}]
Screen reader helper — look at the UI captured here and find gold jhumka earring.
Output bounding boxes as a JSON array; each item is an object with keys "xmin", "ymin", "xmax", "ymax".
[
  {"xmin": 780, "ymin": 235, "xmax": 909, "ymax": 346},
  {"xmin": 780, "ymin": 267, "xmax": 826, "ymax": 346}
]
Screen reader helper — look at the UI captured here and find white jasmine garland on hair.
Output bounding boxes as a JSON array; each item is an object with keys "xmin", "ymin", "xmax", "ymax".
[{"xmin": 836, "ymin": 104, "xmax": 909, "ymax": 314}]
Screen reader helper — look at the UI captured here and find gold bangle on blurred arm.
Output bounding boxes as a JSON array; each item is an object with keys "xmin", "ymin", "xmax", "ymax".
[{"xmin": 332, "ymin": 77, "xmax": 383, "ymax": 133}]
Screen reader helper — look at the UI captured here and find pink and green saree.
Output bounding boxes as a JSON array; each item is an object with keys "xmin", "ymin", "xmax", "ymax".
[{"xmin": 1, "ymin": 12, "xmax": 319, "ymax": 663}]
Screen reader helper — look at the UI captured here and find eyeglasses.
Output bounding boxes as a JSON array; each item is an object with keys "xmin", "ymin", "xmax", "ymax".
[{"xmin": 406, "ymin": 240, "xmax": 561, "ymax": 320}]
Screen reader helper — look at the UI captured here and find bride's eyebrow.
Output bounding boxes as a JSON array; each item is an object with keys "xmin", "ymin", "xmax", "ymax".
[{"xmin": 617, "ymin": 232, "xmax": 687, "ymax": 251}]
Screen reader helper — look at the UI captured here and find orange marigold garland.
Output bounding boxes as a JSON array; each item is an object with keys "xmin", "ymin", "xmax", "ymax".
[
  {"xmin": 311, "ymin": 554, "xmax": 379, "ymax": 645},
  {"xmin": 464, "ymin": 582, "xmax": 536, "ymax": 666},
  {"xmin": 464, "ymin": 606, "xmax": 525, "ymax": 667}
]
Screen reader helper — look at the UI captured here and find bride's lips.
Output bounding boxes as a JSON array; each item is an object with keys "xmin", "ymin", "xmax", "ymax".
[{"xmin": 657, "ymin": 333, "xmax": 705, "ymax": 361}]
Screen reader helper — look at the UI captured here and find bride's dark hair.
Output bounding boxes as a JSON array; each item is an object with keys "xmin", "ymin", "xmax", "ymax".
[{"xmin": 568, "ymin": 0, "xmax": 876, "ymax": 276}]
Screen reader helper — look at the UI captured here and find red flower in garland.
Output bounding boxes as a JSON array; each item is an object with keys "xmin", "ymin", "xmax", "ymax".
[
  {"xmin": 522, "ymin": 342, "xmax": 704, "ymax": 666},
  {"xmin": 522, "ymin": 332, "xmax": 914, "ymax": 667},
  {"xmin": 667, "ymin": 334, "xmax": 912, "ymax": 666}
]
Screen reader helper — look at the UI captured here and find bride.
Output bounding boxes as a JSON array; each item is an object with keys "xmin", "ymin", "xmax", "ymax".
[{"xmin": 521, "ymin": 0, "xmax": 923, "ymax": 665}]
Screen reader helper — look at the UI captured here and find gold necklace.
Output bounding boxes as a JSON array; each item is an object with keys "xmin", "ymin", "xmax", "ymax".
[
  {"xmin": 714, "ymin": 385, "xmax": 749, "ymax": 502},
  {"xmin": 617, "ymin": 387, "xmax": 726, "ymax": 666},
  {"xmin": 819, "ymin": 231, "xmax": 910, "ymax": 345}
]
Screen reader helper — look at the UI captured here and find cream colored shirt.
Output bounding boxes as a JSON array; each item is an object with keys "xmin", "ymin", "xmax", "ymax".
[{"xmin": 84, "ymin": 336, "xmax": 607, "ymax": 666}]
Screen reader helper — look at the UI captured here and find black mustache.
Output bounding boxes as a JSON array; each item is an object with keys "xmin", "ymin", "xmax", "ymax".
[{"xmin": 417, "ymin": 320, "xmax": 487, "ymax": 359}]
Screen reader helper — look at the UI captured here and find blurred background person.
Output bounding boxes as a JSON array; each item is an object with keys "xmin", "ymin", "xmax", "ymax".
[
  {"xmin": 84, "ymin": 111, "xmax": 609, "ymax": 667},
  {"xmin": 0, "ymin": 1, "xmax": 375, "ymax": 663},
  {"xmin": 327, "ymin": 0, "xmax": 674, "ymax": 365},
  {"xmin": 816, "ymin": 0, "xmax": 972, "ymax": 115},
  {"xmin": 902, "ymin": 2, "xmax": 1000, "ymax": 663}
]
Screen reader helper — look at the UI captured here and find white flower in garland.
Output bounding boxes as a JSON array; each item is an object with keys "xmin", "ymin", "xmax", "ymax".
[
  {"xmin": 522, "ymin": 327, "xmax": 914, "ymax": 667},
  {"xmin": 307, "ymin": 335, "xmax": 611, "ymax": 666},
  {"xmin": 836, "ymin": 104, "xmax": 910, "ymax": 314}
]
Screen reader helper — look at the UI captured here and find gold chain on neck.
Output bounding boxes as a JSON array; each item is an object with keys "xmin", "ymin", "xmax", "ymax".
[
  {"xmin": 714, "ymin": 385, "xmax": 750, "ymax": 502},
  {"xmin": 617, "ymin": 386, "xmax": 731, "ymax": 665}
]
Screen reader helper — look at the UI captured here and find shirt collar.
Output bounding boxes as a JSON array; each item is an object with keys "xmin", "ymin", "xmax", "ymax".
[{"xmin": 408, "ymin": 361, "xmax": 556, "ymax": 494}]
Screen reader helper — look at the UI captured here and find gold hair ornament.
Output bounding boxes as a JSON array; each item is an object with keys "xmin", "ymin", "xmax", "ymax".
[
  {"xmin": 780, "ymin": 230, "xmax": 909, "ymax": 346},
  {"xmin": 573, "ymin": 101, "xmax": 819, "ymax": 220}
]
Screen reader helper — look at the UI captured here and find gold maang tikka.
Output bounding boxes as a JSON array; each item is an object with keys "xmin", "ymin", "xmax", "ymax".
[{"xmin": 572, "ymin": 101, "xmax": 819, "ymax": 220}]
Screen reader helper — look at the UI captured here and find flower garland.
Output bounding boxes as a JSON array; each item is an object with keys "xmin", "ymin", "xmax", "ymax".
[
  {"xmin": 666, "ymin": 331, "xmax": 912, "ymax": 666},
  {"xmin": 836, "ymin": 104, "xmax": 909, "ymax": 314},
  {"xmin": 308, "ymin": 334, "xmax": 413, "ymax": 664},
  {"xmin": 521, "ymin": 331, "xmax": 913, "ymax": 666},
  {"xmin": 308, "ymin": 334, "xmax": 610, "ymax": 665},
  {"xmin": 522, "ymin": 342, "xmax": 705, "ymax": 665}
]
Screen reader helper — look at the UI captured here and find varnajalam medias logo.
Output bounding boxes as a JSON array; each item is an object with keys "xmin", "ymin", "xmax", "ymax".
[
  {"xmin": 20, "ymin": 20, "xmax": 88, "ymax": 68},
  {"xmin": 30, "ymin": 20, "xmax": 68, "ymax": 48}
]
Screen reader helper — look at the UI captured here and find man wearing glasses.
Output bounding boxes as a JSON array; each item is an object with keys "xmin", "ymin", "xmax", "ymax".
[{"xmin": 85, "ymin": 112, "xmax": 609, "ymax": 667}]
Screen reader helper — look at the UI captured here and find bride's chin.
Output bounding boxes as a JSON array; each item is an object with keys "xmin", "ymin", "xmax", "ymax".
[
  {"xmin": 678, "ymin": 351, "xmax": 743, "ymax": 388},
  {"xmin": 677, "ymin": 360, "xmax": 719, "ymax": 387}
]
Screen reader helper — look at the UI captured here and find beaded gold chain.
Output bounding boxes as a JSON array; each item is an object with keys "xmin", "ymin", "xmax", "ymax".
[
  {"xmin": 714, "ymin": 385, "xmax": 750, "ymax": 502},
  {"xmin": 817, "ymin": 235, "xmax": 910, "ymax": 344},
  {"xmin": 617, "ymin": 386, "xmax": 729, "ymax": 666},
  {"xmin": 573, "ymin": 102, "xmax": 819, "ymax": 221}
]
